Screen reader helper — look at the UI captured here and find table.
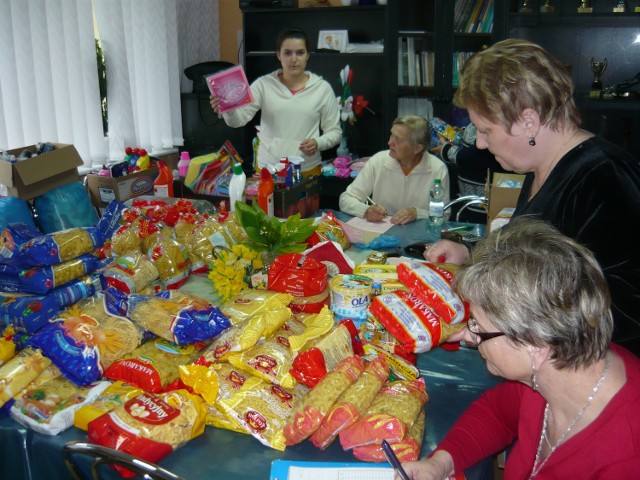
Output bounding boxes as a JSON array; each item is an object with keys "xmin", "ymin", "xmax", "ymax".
[{"xmin": 0, "ymin": 216, "xmax": 499, "ymax": 480}]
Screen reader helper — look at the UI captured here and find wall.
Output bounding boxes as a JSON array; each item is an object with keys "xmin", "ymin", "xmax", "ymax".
[{"xmin": 219, "ymin": 2, "xmax": 243, "ymax": 64}]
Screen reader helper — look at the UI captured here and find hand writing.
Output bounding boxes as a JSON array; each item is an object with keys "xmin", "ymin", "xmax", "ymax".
[{"xmin": 365, "ymin": 205, "xmax": 387, "ymax": 222}]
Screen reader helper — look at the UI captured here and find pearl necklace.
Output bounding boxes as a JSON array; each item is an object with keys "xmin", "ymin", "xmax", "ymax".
[{"xmin": 529, "ymin": 354, "xmax": 611, "ymax": 479}]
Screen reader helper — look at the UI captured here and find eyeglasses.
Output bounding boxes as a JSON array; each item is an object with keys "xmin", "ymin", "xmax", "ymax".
[{"xmin": 467, "ymin": 318, "xmax": 506, "ymax": 345}]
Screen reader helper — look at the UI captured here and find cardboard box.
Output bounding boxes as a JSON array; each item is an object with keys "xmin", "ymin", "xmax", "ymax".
[
  {"xmin": 274, "ymin": 176, "xmax": 320, "ymax": 219},
  {"xmin": 87, "ymin": 168, "xmax": 159, "ymax": 207},
  {"xmin": 0, "ymin": 143, "xmax": 83, "ymax": 200},
  {"xmin": 487, "ymin": 173, "xmax": 525, "ymax": 232}
]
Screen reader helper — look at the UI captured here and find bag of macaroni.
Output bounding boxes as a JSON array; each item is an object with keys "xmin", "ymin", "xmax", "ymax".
[
  {"xmin": 396, "ymin": 261, "xmax": 469, "ymax": 325},
  {"xmin": 87, "ymin": 389, "xmax": 206, "ymax": 478}
]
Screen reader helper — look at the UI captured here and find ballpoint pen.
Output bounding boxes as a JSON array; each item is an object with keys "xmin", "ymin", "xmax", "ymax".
[
  {"xmin": 382, "ymin": 439, "xmax": 410, "ymax": 480},
  {"xmin": 366, "ymin": 196, "xmax": 376, "ymax": 206}
]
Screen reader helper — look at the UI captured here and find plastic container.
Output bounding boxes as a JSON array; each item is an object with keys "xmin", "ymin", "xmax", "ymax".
[
  {"xmin": 228, "ymin": 162, "xmax": 246, "ymax": 212},
  {"xmin": 154, "ymin": 160, "xmax": 174, "ymax": 197},
  {"xmin": 136, "ymin": 149, "xmax": 150, "ymax": 171},
  {"xmin": 429, "ymin": 178, "xmax": 445, "ymax": 226},
  {"xmin": 257, "ymin": 167, "xmax": 274, "ymax": 217},
  {"xmin": 177, "ymin": 151, "xmax": 191, "ymax": 177}
]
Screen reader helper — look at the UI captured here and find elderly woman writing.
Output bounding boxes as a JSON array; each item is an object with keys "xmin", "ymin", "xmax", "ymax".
[
  {"xmin": 339, "ymin": 115, "xmax": 450, "ymax": 225},
  {"xmin": 424, "ymin": 39, "xmax": 640, "ymax": 354},
  {"xmin": 404, "ymin": 217, "xmax": 640, "ymax": 479}
]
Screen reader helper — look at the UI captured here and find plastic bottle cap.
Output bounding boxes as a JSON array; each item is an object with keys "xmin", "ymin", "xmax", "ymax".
[
  {"xmin": 180, "ymin": 151, "xmax": 190, "ymax": 160},
  {"xmin": 261, "ymin": 167, "xmax": 271, "ymax": 179},
  {"xmin": 233, "ymin": 163, "xmax": 243, "ymax": 175},
  {"xmin": 434, "ymin": 178, "xmax": 441, "ymax": 184}
]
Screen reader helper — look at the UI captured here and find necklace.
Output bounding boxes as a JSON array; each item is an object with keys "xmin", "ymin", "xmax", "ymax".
[
  {"xmin": 528, "ymin": 129, "xmax": 582, "ymax": 202},
  {"xmin": 529, "ymin": 353, "xmax": 611, "ymax": 479}
]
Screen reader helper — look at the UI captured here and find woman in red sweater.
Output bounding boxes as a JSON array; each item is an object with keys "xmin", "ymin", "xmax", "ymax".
[{"xmin": 404, "ymin": 217, "xmax": 640, "ymax": 479}]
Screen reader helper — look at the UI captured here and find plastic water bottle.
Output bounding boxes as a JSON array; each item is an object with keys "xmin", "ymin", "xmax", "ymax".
[
  {"xmin": 228, "ymin": 162, "xmax": 246, "ymax": 212},
  {"xmin": 429, "ymin": 178, "xmax": 445, "ymax": 226}
]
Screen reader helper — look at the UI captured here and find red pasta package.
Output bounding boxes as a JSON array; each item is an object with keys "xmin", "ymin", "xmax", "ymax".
[
  {"xmin": 268, "ymin": 253, "xmax": 329, "ymax": 314},
  {"xmin": 352, "ymin": 409, "xmax": 425, "ymax": 462},
  {"xmin": 396, "ymin": 261, "xmax": 469, "ymax": 324},
  {"xmin": 283, "ymin": 355, "xmax": 365, "ymax": 446},
  {"xmin": 309, "ymin": 355, "xmax": 389, "ymax": 450},
  {"xmin": 87, "ymin": 389, "xmax": 206, "ymax": 478},
  {"xmin": 339, "ymin": 377, "xmax": 428, "ymax": 450}
]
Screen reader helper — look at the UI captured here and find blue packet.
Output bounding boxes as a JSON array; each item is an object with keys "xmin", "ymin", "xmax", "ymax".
[{"xmin": 0, "ymin": 294, "xmax": 60, "ymax": 334}]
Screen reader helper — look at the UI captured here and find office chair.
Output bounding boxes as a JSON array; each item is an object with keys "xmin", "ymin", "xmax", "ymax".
[{"xmin": 63, "ymin": 441, "xmax": 186, "ymax": 480}]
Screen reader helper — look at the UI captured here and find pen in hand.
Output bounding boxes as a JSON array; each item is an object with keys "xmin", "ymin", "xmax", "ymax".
[
  {"xmin": 382, "ymin": 439, "xmax": 410, "ymax": 480},
  {"xmin": 366, "ymin": 196, "xmax": 387, "ymax": 217}
]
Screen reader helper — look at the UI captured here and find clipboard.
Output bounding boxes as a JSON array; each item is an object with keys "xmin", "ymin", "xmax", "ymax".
[{"xmin": 270, "ymin": 460, "xmax": 394, "ymax": 480}]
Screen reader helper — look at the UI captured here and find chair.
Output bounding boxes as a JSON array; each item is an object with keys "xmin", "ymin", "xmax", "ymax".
[{"xmin": 63, "ymin": 441, "xmax": 186, "ymax": 480}]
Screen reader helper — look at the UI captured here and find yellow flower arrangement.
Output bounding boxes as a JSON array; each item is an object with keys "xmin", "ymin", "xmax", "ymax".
[{"xmin": 207, "ymin": 244, "xmax": 263, "ymax": 303}]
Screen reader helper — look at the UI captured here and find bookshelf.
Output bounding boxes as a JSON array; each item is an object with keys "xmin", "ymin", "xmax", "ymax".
[{"xmin": 388, "ymin": 0, "xmax": 508, "ymax": 123}]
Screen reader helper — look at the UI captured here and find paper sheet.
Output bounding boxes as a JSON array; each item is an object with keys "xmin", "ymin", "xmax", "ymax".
[
  {"xmin": 338, "ymin": 216, "xmax": 394, "ymax": 244},
  {"xmin": 288, "ymin": 465, "xmax": 394, "ymax": 480}
]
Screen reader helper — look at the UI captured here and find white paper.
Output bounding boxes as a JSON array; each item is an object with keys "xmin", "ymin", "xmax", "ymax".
[
  {"xmin": 288, "ymin": 465, "xmax": 394, "ymax": 480},
  {"xmin": 338, "ymin": 216, "xmax": 394, "ymax": 244}
]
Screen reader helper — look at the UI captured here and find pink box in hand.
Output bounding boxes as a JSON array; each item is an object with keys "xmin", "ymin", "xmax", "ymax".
[{"xmin": 205, "ymin": 65, "xmax": 254, "ymax": 114}]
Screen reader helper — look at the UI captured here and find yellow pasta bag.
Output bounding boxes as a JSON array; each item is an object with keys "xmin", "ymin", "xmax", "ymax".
[
  {"xmin": 287, "ymin": 306, "xmax": 334, "ymax": 354},
  {"xmin": 221, "ymin": 290, "xmax": 293, "ymax": 325},
  {"xmin": 203, "ymin": 363, "xmax": 252, "ymax": 433},
  {"xmin": 0, "ymin": 347, "xmax": 51, "ymax": 407},
  {"xmin": 227, "ymin": 318, "xmax": 306, "ymax": 388},
  {"xmin": 0, "ymin": 327, "xmax": 16, "ymax": 366},
  {"xmin": 219, "ymin": 376, "xmax": 309, "ymax": 451},
  {"xmin": 201, "ymin": 315, "xmax": 267, "ymax": 363},
  {"xmin": 74, "ymin": 380, "xmax": 144, "ymax": 430}
]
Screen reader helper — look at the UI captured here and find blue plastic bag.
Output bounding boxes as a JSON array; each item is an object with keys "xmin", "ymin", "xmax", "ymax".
[
  {"xmin": 0, "ymin": 198, "xmax": 37, "ymax": 232},
  {"xmin": 33, "ymin": 181, "xmax": 99, "ymax": 233}
]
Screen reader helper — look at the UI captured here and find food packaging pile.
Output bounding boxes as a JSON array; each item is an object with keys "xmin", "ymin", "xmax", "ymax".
[{"xmin": 0, "ymin": 199, "xmax": 470, "ymax": 472}]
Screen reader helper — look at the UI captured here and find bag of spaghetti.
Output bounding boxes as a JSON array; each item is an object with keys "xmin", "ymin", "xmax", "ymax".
[
  {"xmin": 221, "ymin": 289, "xmax": 293, "ymax": 325},
  {"xmin": 180, "ymin": 361, "xmax": 249, "ymax": 433},
  {"xmin": 309, "ymin": 355, "xmax": 389, "ymax": 450},
  {"xmin": 10, "ymin": 375, "xmax": 110, "ymax": 435},
  {"xmin": 1, "ymin": 293, "xmax": 60, "ymax": 334},
  {"xmin": 339, "ymin": 377, "xmax": 428, "ymax": 449},
  {"xmin": 306, "ymin": 210, "xmax": 350, "ymax": 251},
  {"xmin": 138, "ymin": 222, "xmax": 190, "ymax": 290},
  {"xmin": 227, "ymin": 317, "xmax": 307, "ymax": 388},
  {"xmin": 219, "ymin": 375, "xmax": 309, "ymax": 451},
  {"xmin": 28, "ymin": 300, "xmax": 143, "ymax": 386},
  {"xmin": 396, "ymin": 261, "xmax": 469, "ymax": 325},
  {"xmin": 0, "ymin": 347, "xmax": 52, "ymax": 408},
  {"xmin": 290, "ymin": 318, "xmax": 363, "ymax": 388},
  {"xmin": 103, "ymin": 337, "xmax": 206, "ymax": 393},
  {"xmin": 87, "ymin": 389, "xmax": 206, "ymax": 478},
  {"xmin": 126, "ymin": 293, "xmax": 230, "ymax": 345},
  {"xmin": 369, "ymin": 290, "xmax": 466, "ymax": 354},
  {"xmin": 102, "ymin": 254, "xmax": 159, "ymax": 295},
  {"xmin": 74, "ymin": 380, "xmax": 144, "ymax": 430},
  {"xmin": 283, "ymin": 355, "xmax": 365, "ymax": 446},
  {"xmin": 0, "ymin": 326, "xmax": 16, "ymax": 366},
  {"xmin": 352, "ymin": 409, "xmax": 425, "ymax": 463}
]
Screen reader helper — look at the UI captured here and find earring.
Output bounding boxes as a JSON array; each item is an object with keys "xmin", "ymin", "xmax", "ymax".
[
  {"xmin": 531, "ymin": 368, "xmax": 540, "ymax": 391},
  {"xmin": 529, "ymin": 137, "xmax": 536, "ymax": 147}
]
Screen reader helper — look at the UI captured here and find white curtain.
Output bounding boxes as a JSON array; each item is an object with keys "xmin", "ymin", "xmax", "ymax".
[
  {"xmin": 0, "ymin": 0, "xmax": 106, "ymax": 166},
  {"xmin": 0, "ymin": 0, "xmax": 220, "ymax": 166}
]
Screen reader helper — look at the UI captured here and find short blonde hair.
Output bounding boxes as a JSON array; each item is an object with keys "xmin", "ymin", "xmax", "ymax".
[{"xmin": 454, "ymin": 39, "xmax": 581, "ymax": 133}]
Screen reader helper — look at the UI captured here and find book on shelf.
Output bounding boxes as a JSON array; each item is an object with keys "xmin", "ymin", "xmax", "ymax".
[{"xmin": 397, "ymin": 97, "xmax": 433, "ymax": 120}]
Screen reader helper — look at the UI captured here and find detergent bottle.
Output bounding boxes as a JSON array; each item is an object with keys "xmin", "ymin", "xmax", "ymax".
[
  {"xmin": 257, "ymin": 167, "xmax": 274, "ymax": 216},
  {"xmin": 154, "ymin": 160, "xmax": 174, "ymax": 197}
]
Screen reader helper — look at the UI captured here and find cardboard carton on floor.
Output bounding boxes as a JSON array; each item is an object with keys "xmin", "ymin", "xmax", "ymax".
[
  {"xmin": 487, "ymin": 172, "xmax": 525, "ymax": 232},
  {"xmin": 86, "ymin": 168, "xmax": 159, "ymax": 207},
  {"xmin": 0, "ymin": 143, "xmax": 83, "ymax": 200}
]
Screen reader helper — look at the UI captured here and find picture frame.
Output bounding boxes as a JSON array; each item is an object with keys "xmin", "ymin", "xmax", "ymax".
[{"xmin": 317, "ymin": 30, "xmax": 349, "ymax": 52}]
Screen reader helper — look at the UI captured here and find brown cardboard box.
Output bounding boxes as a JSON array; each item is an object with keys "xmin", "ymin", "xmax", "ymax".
[
  {"xmin": 0, "ymin": 143, "xmax": 83, "ymax": 200},
  {"xmin": 487, "ymin": 172, "xmax": 525, "ymax": 232},
  {"xmin": 274, "ymin": 176, "xmax": 320, "ymax": 219},
  {"xmin": 86, "ymin": 168, "xmax": 159, "ymax": 207}
]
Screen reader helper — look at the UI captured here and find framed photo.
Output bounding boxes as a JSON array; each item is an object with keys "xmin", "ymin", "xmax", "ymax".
[{"xmin": 317, "ymin": 30, "xmax": 349, "ymax": 52}]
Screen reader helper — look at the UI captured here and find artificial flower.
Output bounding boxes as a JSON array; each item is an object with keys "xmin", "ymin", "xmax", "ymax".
[{"xmin": 207, "ymin": 244, "xmax": 263, "ymax": 303}]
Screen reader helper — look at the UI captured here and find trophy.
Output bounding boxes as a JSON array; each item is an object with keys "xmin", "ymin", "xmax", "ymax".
[
  {"xmin": 518, "ymin": 0, "xmax": 533, "ymax": 13},
  {"xmin": 577, "ymin": 0, "xmax": 593, "ymax": 12},
  {"xmin": 636, "ymin": 2, "xmax": 640, "ymax": 13},
  {"xmin": 540, "ymin": 0, "xmax": 555, "ymax": 12},
  {"xmin": 613, "ymin": 0, "xmax": 627, "ymax": 11},
  {"xmin": 589, "ymin": 58, "xmax": 608, "ymax": 98}
]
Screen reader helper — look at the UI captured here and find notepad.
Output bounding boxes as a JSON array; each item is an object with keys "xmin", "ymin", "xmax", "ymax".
[
  {"xmin": 270, "ymin": 460, "xmax": 394, "ymax": 480},
  {"xmin": 338, "ymin": 216, "xmax": 394, "ymax": 244}
]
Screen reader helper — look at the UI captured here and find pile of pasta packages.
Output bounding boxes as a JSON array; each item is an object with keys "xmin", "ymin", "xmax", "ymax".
[{"xmin": 0, "ymin": 198, "xmax": 469, "ymax": 477}]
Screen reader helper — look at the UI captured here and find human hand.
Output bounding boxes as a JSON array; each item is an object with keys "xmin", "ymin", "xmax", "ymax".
[
  {"xmin": 391, "ymin": 207, "xmax": 417, "ymax": 225},
  {"xmin": 423, "ymin": 239, "xmax": 470, "ymax": 265},
  {"xmin": 209, "ymin": 94, "xmax": 221, "ymax": 114},
  {"xmin": 365, "ymin": 205, "xmax": 387, "ymax": 222},
  {"xmin": 400, "ymin": 451, "xmax": 455, "ymax": 480},
  {"xmin": 299, "ymin": 138, "xmax": 318, "ymax": 156}
]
